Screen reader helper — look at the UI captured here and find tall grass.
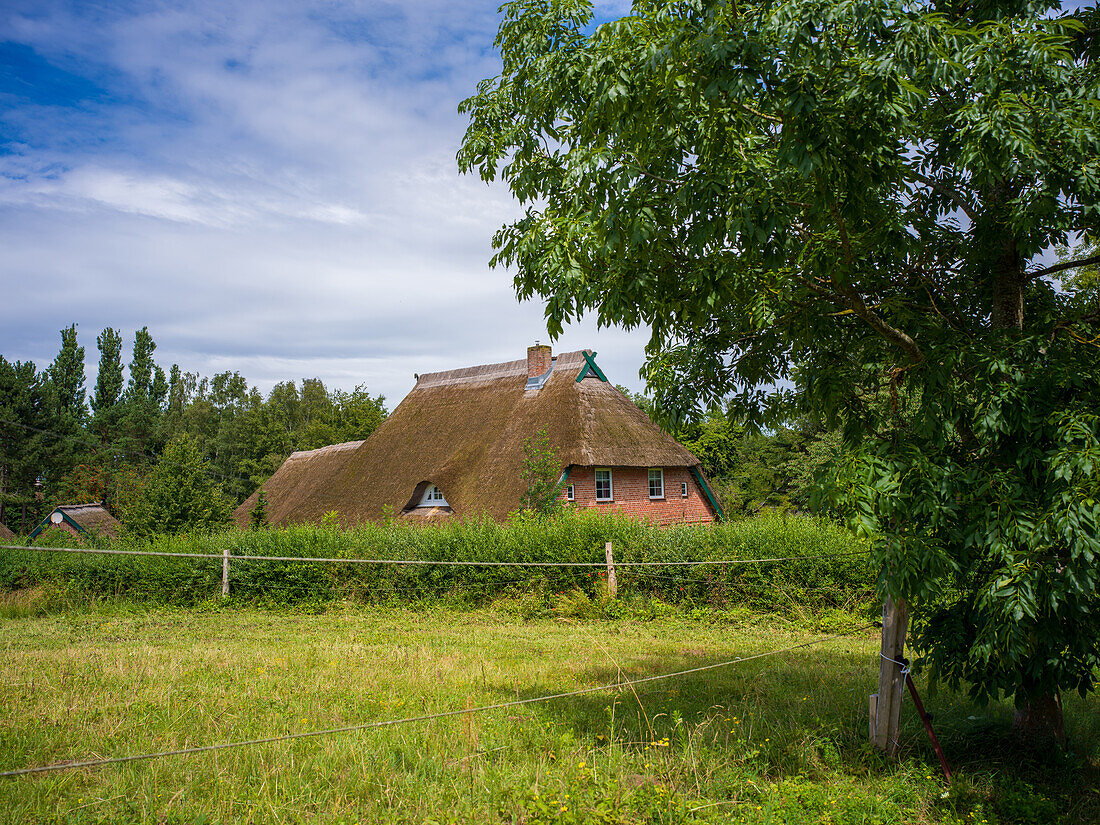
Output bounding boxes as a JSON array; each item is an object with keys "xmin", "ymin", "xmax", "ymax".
[{"xmin": 0, "ymin": 510, "xmax": 873, "ymax": 614}]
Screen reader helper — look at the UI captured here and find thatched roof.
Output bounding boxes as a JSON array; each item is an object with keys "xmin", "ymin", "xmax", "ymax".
[
  {"xmin": 0, "ymin": 522, "xmax": 15, "ymax": 542},
  {"xmin": 29, "ymin": 502, "xmax": 121, "ymax": 540},
  {"xmin": 236, "ymin": 350, "xmax": 700, "ymax": 527}
]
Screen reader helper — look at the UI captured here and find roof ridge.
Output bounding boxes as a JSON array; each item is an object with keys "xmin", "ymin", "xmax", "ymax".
[
  {"xmin": 415, "ymin": 350, "xmax": 589, "ymax": 389},
  {"xmin": 288, "ymin": 441, "xmax": 365, "ymax": 460}
]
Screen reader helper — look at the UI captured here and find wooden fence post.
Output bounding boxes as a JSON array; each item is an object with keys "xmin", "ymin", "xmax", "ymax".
[
  {"xmin": 221, "ymin": 545, "xmax": 230, "ymax": 599},
  {"xmin": 604, "ymin": 541, "xmax": 617, "ymax": 599},
  {"xmin": 871, "ymin": 595, "xmax": 908, "ymax": 756}
]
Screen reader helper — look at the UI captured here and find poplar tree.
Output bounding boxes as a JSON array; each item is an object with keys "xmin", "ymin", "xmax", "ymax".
[
  {"xmin": 117, "ymin": 327, "xmax": 166, "ymax": 464},
  {"xmin": 48, "ymin": 324, "xmax": 86, "ymax": 422},
  {"xmin": 42, "ymin": 324, "xmax": 88, "ymax": 501},
  {"xmin": 91, "ymin": 328, "xmax": 123, "ymax": 417},
  {"xmin": 124, "ymin": 326, "xmax": 157, "ymax": 402}
]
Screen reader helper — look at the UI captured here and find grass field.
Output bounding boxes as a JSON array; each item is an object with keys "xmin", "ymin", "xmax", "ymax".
[{"xmin": 1, "ymin": 599, "xmax": 1098, "ymax": 824}]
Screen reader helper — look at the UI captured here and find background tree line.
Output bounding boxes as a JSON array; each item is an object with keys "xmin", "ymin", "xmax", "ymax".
[
  {"xmin": 0, "ymin": 324, "xmax": 386, "ymax": 535},
  {"xmin": 1, "ymin": 323, "xmax": 838, "ymax": 537}
]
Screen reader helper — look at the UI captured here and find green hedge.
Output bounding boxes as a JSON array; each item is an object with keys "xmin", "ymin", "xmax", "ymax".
[{"xmin": 0, "ymin": 510, "xmax": 874, "ymax": 613}]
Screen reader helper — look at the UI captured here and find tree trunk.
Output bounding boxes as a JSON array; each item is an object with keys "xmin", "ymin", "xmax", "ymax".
[
  {"xmin": 1012, "ymin": 692, "xmax": 1065, "ymax": 751},
  {"xmin": 991, "ymin": 233, "xmax": 1024, "ymax": 331},
  {"xmin": 991, "ymin": 222, "xmax": 1064, "ymax": 752}
]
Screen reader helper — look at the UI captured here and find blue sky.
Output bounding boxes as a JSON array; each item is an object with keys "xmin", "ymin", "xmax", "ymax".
[{"xmin": 0, "ymin": 0, "xmax": 637, "ymax": 406}]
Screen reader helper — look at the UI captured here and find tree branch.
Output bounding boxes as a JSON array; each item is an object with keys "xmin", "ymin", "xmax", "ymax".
[
  {"xmin": 907, "ymin": 170, "xmax": 979, "ymax": 223},
  {"xmin": 834, "ymin": 281, "xmax": 925, "ymax": 363},
  {"xmin": 818, "ymin": 193, "xmax": 924, "ymax": 363},
  {"xmin": 797, "ymin": 272, "xmax": 925, "ymax": 364},
  {"xmin": 736, "ymin": 101, "xmax": 782, "ymax": 123},
  {"xmin": 617, "ymin": 158, "xmax": 680, "ymax": 187},
  {"xmin": 1027, "ymin": 253, "xmax": 1100, "ymax": 282}
]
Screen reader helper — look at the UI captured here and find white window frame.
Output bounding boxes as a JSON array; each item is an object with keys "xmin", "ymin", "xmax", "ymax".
[
  {"xmin": 418, "ymin": 484, "xmax": 449, "ymax": 507},
  {"xmin": 681, "ymin": 481, "xmax": 689, "ymax": 498},
  {"xmin": 566, "ymin": 484, "xmax": 575, "ymax": 501},
  {"xmin": 595, "ymin": 468, "xmax": 613, "ymax": 502},
  {"xmin": 648, "ymin": 468, "xmax": 665, "ymax": 499}
]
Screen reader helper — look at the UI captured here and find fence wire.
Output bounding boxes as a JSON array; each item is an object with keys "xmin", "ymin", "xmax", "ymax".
[
  {"xmin": 0, "ymin": 623, "xmax": 876, "ymax": 778},
  {"xmin": 1, "ymin": 543, "xmax": 869, "ymax": 567}
]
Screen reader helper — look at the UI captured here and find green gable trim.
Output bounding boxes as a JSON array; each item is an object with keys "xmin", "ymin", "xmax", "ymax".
[
  {"xmin": 576, "ymin": 350, "xmax": 609, "ymax": 383},
  {"xmin": 557, "ymin": 465, "xmax": 574, "ymax": 499},
  {"xmin": 27, "ymin": 509, "xmax": 88, "ymax": 542},
  {"xmin": 689, "ymin": 466, "xmax": 726, "ymax": 522}
]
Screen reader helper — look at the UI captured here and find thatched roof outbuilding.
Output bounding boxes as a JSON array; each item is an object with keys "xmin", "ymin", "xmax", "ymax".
[
  {"xmin": 0, "ymin": 522, "xmax": 16, "ymax": 542},
  {"xmin": 29, "ymin": 503, "xmax": 121, "ymax": 541},
  {"xmin": 236, "ymin": 349, "xmax": 720, "ymax": 527}
]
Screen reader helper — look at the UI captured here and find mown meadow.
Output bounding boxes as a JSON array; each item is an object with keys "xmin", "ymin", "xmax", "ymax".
[{"xmin": 1, "ymin": 512, "xmax": 1098, "ymax": 824}]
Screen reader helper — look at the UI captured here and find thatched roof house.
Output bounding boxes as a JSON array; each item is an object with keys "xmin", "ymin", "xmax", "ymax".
[
  {"xmin": 28, "ymin": 502, "xmax": 121, "ymax": 542},
  {"xmin": 236, "ymin": 347, "xmax": 722, "ymax": 527},
  {"xmin": 0, "ymin": 522, "xmax": 15, "ymax": 542}
]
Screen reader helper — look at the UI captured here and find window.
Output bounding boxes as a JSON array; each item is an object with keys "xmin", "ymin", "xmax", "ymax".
[
  {"xmin": 566, "ymin": 484, "xmax": 575, "ymax": 501},
  {"xmin": 595, "ymin": 469, "xmax": 612, "ymax": 501},
  {"xmin": 681, "ymin": 482, "xmax": 689, "ymax": 498},
  {"xmin": 648, "ymin": 468, "xmax": 664, "ymax": 499},
  {"xmin": 418, "ymin": 484, "xmax": 449, "ymax": 507}
]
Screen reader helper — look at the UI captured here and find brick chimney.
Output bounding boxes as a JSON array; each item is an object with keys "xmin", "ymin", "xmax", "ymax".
[{"xmin": 527, "ymin": 344, "xmax": 552, "ymax": 380}]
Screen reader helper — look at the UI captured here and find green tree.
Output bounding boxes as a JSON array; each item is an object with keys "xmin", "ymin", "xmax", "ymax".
[
  {"xmin": 124, "ymin": 326, "xmax": 157, "ymax": 402},
  {"xmin": 1055, "ymin": 234, "xmax": 1099, "ymax": 300},
  {"xmin": 123, "ymin": 435, "xmax": 233, "ymax": 536},
  {"xmin": 249, "ymin": 489, "xmax": 268, "ymax": 530},
  {"xmin": 48, "ymin": 324, "xmax": 86, "ymax": 423},
  {"xmin": 460, "ymin": 0, "xmax": 1100, "ymax": 743},
  {"xmin": 43, "ymin": 324, "xmax": 89, "ymax": 505},
  {"xmin": 150, "ymin": 365, "xmax": 168, "ymax": 408},
  {"xmin": 331, "ymin": 385, "xmax": 387, "ymax": 444},
  {"xmin": 519, "ymin": 427, "xmax": 565, "ymax": 517},
  {"xmin": 0, "ymin": 358, "xmax": 53, "ymax": 532},
  {"xmin": 160, "ymin": 364, "xmax": 191, "ymax": 439},
  {"xmin": 91, "ymin": 328, "xmax": 124, "ymax": 417},
  {"xmin": 115, "ymin": 327, "xmax": 166, "ymax": 465}
]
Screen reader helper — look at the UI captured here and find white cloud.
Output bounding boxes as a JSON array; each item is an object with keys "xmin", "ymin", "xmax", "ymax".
[{"xmin": 0, "ymin": 0, "xmax": 654, "ymax": 405}]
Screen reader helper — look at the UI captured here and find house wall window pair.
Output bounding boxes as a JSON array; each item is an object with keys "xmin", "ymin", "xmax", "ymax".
[
  {"xmin": 553, "ymin": 466, "xmax": 717, "ymax": 525},
  {"xmin": 593, "ymin": 468, "xmax": 665, "ymax": 502}
]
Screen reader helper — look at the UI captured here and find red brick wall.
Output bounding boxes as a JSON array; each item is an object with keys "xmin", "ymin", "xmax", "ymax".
[
  {"xmin": 560, "ymin": 466, "xmax": 717, "ymax": 525},
  {"xmin": 58, "ymin": 522, "xmax": 81, "ymax": 538}
]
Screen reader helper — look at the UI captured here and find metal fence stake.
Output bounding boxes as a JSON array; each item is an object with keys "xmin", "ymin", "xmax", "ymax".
[
  {"xmin": 222, "ymin": 545, "xmax": 230, "ymax": 599},
  {"xmin": 604, "ymin": 541, "xmax": 617, "ymax": 599}
]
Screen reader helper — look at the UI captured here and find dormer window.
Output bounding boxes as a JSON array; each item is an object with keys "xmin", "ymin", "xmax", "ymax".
[{"xmin": 418, "ymin": 484, "xmax": 449, "ymax": 507}]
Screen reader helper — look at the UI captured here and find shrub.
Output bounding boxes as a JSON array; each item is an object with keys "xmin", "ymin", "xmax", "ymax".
[{"xmin": 0, "ymin": 509, "xmax": 873, "ymax": 613}]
